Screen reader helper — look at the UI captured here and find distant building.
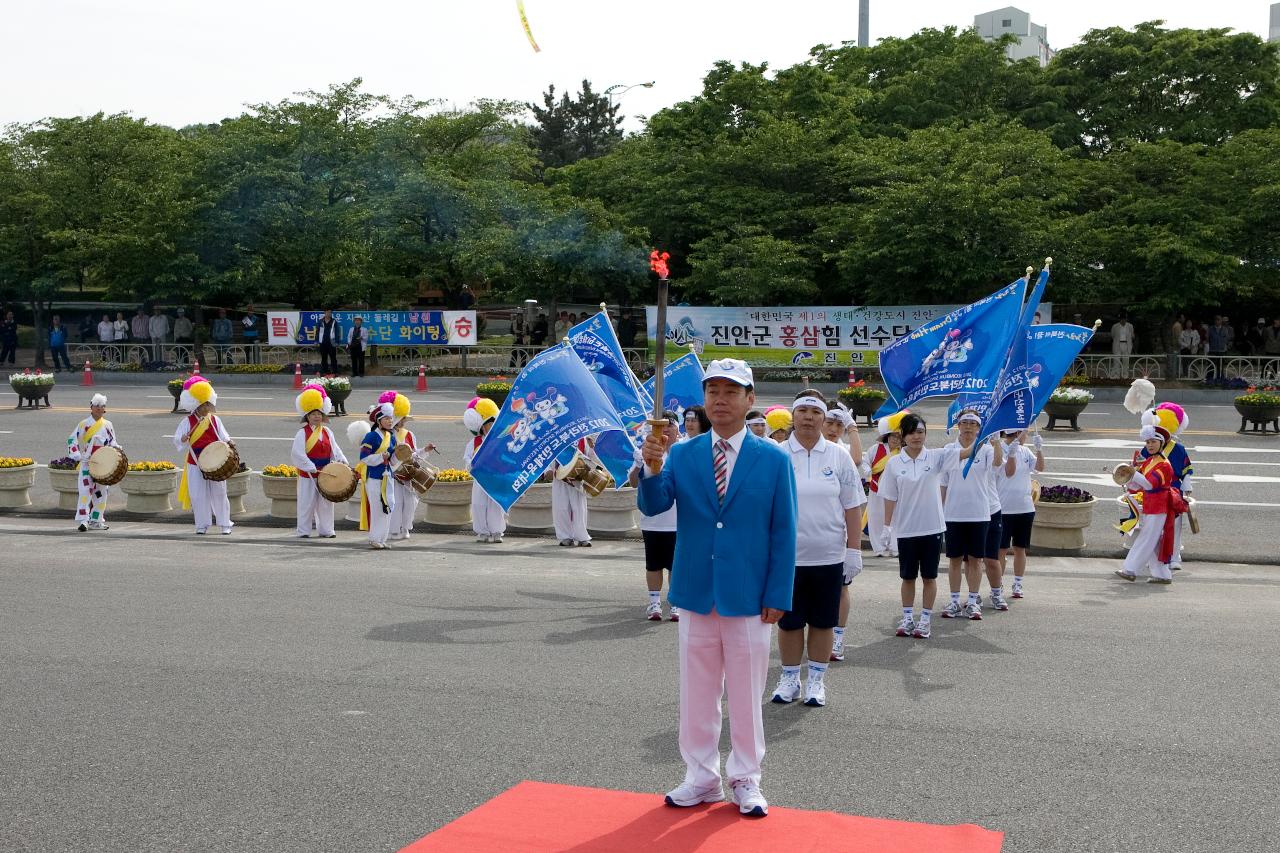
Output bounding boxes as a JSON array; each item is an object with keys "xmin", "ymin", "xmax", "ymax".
[
  {"xmin": 974, "ymin": 6, "xmax": 1054, "ymax": 66},
  {"xmin": 1271, "ymin": 3, "xmax": 1280, "ymax": 43}
]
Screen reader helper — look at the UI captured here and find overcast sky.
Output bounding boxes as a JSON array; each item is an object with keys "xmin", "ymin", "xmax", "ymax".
[{"xmin": 4, "ymin": 1, "xmax": 1275, "ymax": 130}]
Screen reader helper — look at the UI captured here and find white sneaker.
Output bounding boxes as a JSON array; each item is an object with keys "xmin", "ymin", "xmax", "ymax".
[
  {"xmin": 475, "ymin": 535, "xmax": 489, "ymax": 543},
  {"xmin": 830, "ymin": 633, "xmax": 845, "ymax": 662},
  {"xmin": 730, "ymin": 779, "xmax": 768, "ymax": 816},
  {"xmin": 964, "ymin": 600, "xmax": 983, "ymax": 620},
  {"xmin": 646, "ymin": 602, "xmax": 663, "ymax": 621},
  {"xmin": 941, "ymin": 600, "xmax": 964, "ymax": 619},
  {"xmin": 664, "ymin": 780, "xmax": 725, "ymax": 808},
  {"xmin": 990, "ymin": 590, "xmax": 1009, "ymax": 611},
  {"xmin": 770, "ymin": 672, "xmax": 802, "ymax": 703},
  {"xmin": 668, "ymin": 606, "xmax": 680, "ymax": 622},
  {"xmin": 802, "ymin": 677, "xmax": 826, "ymax": 707},
  {"xmin": 895, "ymin": 615, "xmax": 915, "ymax": 637}
]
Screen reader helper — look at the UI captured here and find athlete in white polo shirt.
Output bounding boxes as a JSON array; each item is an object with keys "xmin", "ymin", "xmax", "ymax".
[
  {"xmin": 770, "ymin": 390, "xmax": 866, "ymax": 707},
  {"xmin": 997, "ymin": 429, "xmax": 1044, "ymax": 599},
  {"xmin": 938, "ymin": 410, "xmax": 1004, "ymax": 619}
]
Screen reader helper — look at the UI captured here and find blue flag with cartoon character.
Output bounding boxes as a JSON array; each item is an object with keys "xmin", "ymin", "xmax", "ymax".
[
  {"xmin": 471, "ymin": 344, "xmax": 632, "ymax": 511},
  {"xmin": 874, "ymin": 278, "xmax": 1028, "ymax": 419},
  {"xmin": 642, "ymin": 352, "xmax": 705, "ymax": 427}
]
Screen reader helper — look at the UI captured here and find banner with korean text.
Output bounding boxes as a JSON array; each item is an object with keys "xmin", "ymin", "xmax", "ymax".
[{"xmin": 266, "ymin": 311, "xmax": 477, "ymax": 347}]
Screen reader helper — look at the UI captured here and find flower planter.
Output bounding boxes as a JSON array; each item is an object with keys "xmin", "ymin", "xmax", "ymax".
[
  {"xmin": 587, "ymin": 485, "xmax": 639, "ymax": 536},
  {"xmin": 1043, "ymin": 401, "xmax": 1089, "ymax": 431},
  {"xmin": 1030, "ymin": 497, "xmax": 1097, "ymax": 551},
  {"xmin": 10, "ymin": 382, "xmax": 53, "ymax": 410},
  {"xmin": 118, "ymin": 469, "xmax": 179, "ymax": 513},
  {"xmin": 422, "ymin": 480, "xmax": 472, "ymax": 527},
  {"xmin": 167, "ymin": 384, "xmax": 184, "ymax": 412},
  {"xmin": 48, "ymin": 468, "xmax": 81, "ymax": 510},
  {"xmin": 327, "ymin": 387, "xmax": 351, "ymax": 416},
  {"xmin": 838, "ymin": 395, "xmax": 886, "ymax": 427},
  {"xmin": 1233, "ymin": 402, "xmax": 1280, "ymax": 435},
  {"xmin": 225, "ymin": 470, "xmax": 251, "ymax": 515},
  {"xmin": 0, "ymin": 463, "xmax": 37, "ymax": 507},
  {"xmin": 260, "ymin": 474, "xmax": 298, "ymax": 518},
  {"xmin": 508, "ymin": 482, "xmax": 553, "ymax": 534}
]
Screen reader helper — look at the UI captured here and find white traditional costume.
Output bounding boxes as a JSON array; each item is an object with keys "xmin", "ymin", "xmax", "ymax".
[
  {"xmin": 290, "ymin": 385, "xmax": 347, "ymax": 538},
  {"xmin": 354, "ymin": 402, "xmax": 398, "ymax": 549},
  {"xmin": 463, "ymin": 397, "xmax": 506, "ymax": 542},
  {"xmin": 173, "ymin": 376, "xmax": 234, "ymax": 534},
  {"xmin": 66, "ymin": 393, "xmax": 121, "ymax": 530},
  {"xmin": 551, "ymin": 437, "xmax": 594, "ymax": 546}
]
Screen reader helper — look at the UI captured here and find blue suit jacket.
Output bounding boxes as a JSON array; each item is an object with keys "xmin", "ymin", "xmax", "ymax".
[{"xmin": 638, "ymin": 431, "xmax": 797, "ymax": 617}]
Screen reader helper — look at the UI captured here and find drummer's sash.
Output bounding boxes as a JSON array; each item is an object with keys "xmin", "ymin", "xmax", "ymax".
[
  {"xmin": 79, "ymin": 417, "xmax": 106, "ymax": 460},
  {"xmin": 357, "ymin": 429, "xmax": 393, "ymax": 531},
  {"xmin": 178, "ymin": 416, "xmax": 215, "ymax": 510}
]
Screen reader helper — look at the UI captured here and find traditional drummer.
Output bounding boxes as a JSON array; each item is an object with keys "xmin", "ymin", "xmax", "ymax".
[
  {"xmin": 383, "ymin": 391, "xmax": 437, "ymax": 542},
  {"xmin": 290, "ymin": 384, "xmax": 348, "ymax": 539},
  {"xmin": 173, "ymin": 375, "xmax": 236, "ymax": 535},
  {"xmin": 356, "ymin": 401, "xmax": 398, "ymax": 550},
  {"xmin": 66, "ymin": 393, "xmax": 123, "ymax": 532},
  {"xmin": 1115, "ymin": 419, "xmax": 1182, "ymax": 584}
]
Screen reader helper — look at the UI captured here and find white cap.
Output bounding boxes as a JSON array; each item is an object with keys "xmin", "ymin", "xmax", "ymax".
[
  {"xmin": 377, "ymin": 402, "xmax": 395, "ymax": 422},
  {"xmin": 90, "ymin": 393, "xmax": 107, "ymax": 407},
  {"xmin": 1139, "ymin": 425, "xmax": 1160, "ymax": 441},
  {"xmin": 703, "ymin": 358, "xmax": 753, "ymax": 387}
]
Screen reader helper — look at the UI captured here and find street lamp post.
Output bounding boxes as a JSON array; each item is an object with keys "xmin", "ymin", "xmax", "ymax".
[{"xmin": 603, "ymin": 81, "xmax": 656, "ymax": 118}]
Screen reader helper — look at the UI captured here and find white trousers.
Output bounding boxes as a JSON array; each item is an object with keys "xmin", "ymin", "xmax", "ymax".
[
  {"xmin": 74, "ymin": 465, "xmax": 109, "ymax": 525},
  {"xmin": 295, "ymin": 476, "xmax": 335, "ymax": 537},
  {"xmin": 365, "ymin": 476, "xmax": 394, "ymax": 545},
  {"xmin": 1170, "ymin": 514, "xmax": 1184, "ymax": 567},
  {"xmin": 471, "ymin": 483, "xmax": 507, "ymax": 537},
  {"xmin": 551, "ymin": 479, "xmax": 590, "ymax": 542},
  {"xmin": 678, "ymin": 609, "xmax": 772, "ymax": 789},
  {"xmin": 187, "ymin": 463, "xmax": 231, "ymax": 532},
  {"xmin": 391, "ymin": 479, "xmax": 418, "ymax": 539},
  {"xmin": 1122, "ymin": 512, "xmax": 1172, "ymax": 580},
  {"xmin": 866, "ymin": 492, "xmax": 898, "ymax": 554}
]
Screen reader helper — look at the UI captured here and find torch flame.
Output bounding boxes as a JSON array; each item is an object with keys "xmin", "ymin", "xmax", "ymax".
[{"xmin": 649, "ymin": 250, "xmax": 670, "ymax": 281}]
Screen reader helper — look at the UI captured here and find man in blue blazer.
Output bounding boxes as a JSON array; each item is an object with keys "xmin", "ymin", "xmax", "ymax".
[{"xmin": 639, "ymin": 358, "xmax": 797, "ymax": 818}]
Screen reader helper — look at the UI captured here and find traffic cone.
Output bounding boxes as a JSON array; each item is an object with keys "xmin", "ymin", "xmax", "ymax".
[
  {"xmin": 293, "ymin": 362, "xmax": 303, "ymax": 390},
  {"xmin": 415, "ymin": 364, "xmax": 428, "ymax": 393},
  {"xmin": 81, "ymin": 360, "xmax": 94, "ymax": 386},
  {"xmin": 847, "ymin": 368, "xmax": 857, "ymax": 388},
  {"xmin": 192, "ymin": 358, "xmax": 200, "ymax": 375}
]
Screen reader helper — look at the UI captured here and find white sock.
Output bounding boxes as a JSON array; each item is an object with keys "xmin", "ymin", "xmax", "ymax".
[
  {"xmin": 902, "ymin": 606, "xmax": 914, "ymax": 619},
  {"xmin": 648, "ymin": 591, "xmax": 661, "ymax": 605},
  {"xmin": 1013, "ymin": 577, "xmax": 1023, "ymax": 587},
  {"xmin": 951, "ymin": 592, "xmax": 961, "ymax": 604},
  {"xmin": 920, "ymin": 608, "xmax": 932, "ymax": 623},
  {"xmin": 968, "ymin": 592, "xmax": 980, "ymax": 605},
  {"xmin": 833, "ymin": 626, "xmax": 845, "ymax": 640},
  {"xmin": 806, "ymin": 660, "xmax": 828, "ymax": 680},
  {"xmin": 782, "ymin": 664, "xmax": 801, "ymax": 679},
  {"xmin": 992, "ymin": 586, "xmax": 1002, "ymax": 597}
]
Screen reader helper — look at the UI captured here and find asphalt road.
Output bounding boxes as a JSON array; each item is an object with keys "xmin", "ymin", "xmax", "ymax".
[
  {"xmin": 1, "ymin": 519, "xmax": 1277, "ymax": 853},
  {"xmin": 1, "ymin": 379, "xmax": 1277, "ymax": 562}
]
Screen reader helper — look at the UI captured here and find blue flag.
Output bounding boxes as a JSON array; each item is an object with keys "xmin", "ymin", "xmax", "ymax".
[
  {"xmin": 986, "ymin": 323, "xmax": 1095, "ymax": 433},
  {"xmin": 471, "ymin": 344, "xmax": 632, "ymax": 511},
  {"xmin": 642, "ymin": 352, "xmax": 705, "ymax": 426},
  {"xmin": 875, "ymin": 278, "xmax": 1028, "ymax": 419},
  {"xmin": 568, "ymin": 311, "xmax": 653, "ymax": 433}
]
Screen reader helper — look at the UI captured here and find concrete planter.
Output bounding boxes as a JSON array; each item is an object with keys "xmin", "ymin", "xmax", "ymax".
[
  {"xmin": 118, "ymin": 469, "xmax": 179, "ymax": 513},
  {"xmin": 260, "ymin": 474, "xmax": 298, "ymax": 518},
  {"xmin": 48, "ymin": 467, "xmax": 81, "ymax": 510},
  {"xmin": 225, "ymin": 470, "xmax": 251, "ymax": 515},
  {"xmin": 0, "ymin": 463, "xmax": 37, "ymax": 507},
  {"xmin": 423, "ymin": 480, "xmax": 472, "ymax": 527},
  {"xmin": 587, "ymin": 486, "xmax": 638, "ymax": 536},
  {"xmin": 1031, "ymin": 498, "xmax": 1096, "ymax": 551},
  {"xmin": 508, "ymin": 482, "xmax": 553, "ymax": 534}
]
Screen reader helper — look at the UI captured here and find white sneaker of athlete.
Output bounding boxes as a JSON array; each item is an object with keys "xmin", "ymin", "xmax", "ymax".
[
  {"xmin": 730, "ymin": 779, "xmax": 769, "ymax": 816},
  {"xmin": 664, "ymin": 780, "xmax": 725, "ymax": 808},
  {"xmin": 802, "ymin": 677, "xmax": 826, "ymax": 707},
  {"xmin": 771, "ymin": 673, "xmax": 802, "ymax": 704}
]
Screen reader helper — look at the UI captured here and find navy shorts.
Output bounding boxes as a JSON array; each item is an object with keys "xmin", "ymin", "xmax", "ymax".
[
  {"xmin": 984, "ymin": 512, "xmax": 1003, "ymax": 560},
  {"xmin": 642, "ymin": 530, "xmax": 677, "ymax": 572},
  {"xmin": 1000, "ymin": 511, "xmax": 1035, "ymax": 550},
  {"xmin": 945, "ymin": 520, "xmax": 989, "ymax": 558},
  {"xmin": 779, "ymin": 563, "xmax": 843, "ymax": 630},
  {"xmin": 898, "ymin": 534, "xmax": 943, "ymax": 581}
]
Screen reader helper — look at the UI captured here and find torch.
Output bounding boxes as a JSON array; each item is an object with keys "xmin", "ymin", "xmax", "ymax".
[{"xmin": 648, "ymin": 250, "xmax": 671, "ymax": 429}]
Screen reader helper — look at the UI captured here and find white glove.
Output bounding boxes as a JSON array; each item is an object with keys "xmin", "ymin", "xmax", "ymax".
[
  {"xmin": 843, "ymin": 547, "xmax": 863, "ymax": 582},
  {"xmin": 882, "ymin": 524, "xmax": 893, "ymax": 541},
  {"xmin": 1032, "ymin": 433, "xmax": 1043, "ymax": 451}
]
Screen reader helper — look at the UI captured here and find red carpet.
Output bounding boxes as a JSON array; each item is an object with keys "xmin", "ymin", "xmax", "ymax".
[{"xmin": 400, "ymin": 781, "xmax": 1004, "ymax": 852}]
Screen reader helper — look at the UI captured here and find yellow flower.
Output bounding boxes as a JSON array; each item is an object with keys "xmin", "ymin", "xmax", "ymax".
[
  {"xmin": 128, "ymin": 461, "xmax": 176, "ymax": 472},
  {"xmin": 434, "ymin": 468, "xmax": 473, "ymax": 483},
  {"xmin": 263, "ymin": 464, "xmax": 299, "ymax": 477},
  {"xmin": 0, "ymin": 456, "xmax": 35, "ymax": 467}
]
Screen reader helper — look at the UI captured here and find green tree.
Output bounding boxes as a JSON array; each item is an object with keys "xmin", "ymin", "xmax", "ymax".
[{"xmin": 527, "ymin": 80, "xmax": 622, "ymax": 170}]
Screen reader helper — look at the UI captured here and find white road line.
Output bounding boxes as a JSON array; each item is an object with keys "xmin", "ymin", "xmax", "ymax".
[
  {"xmin": 1045, "ymin": 470, "xmax": 1280, "ymax": 485},
  {"xmin": 1192, "ymin": 500, "xmax": 1280, "ymax": 508},
  {"xmin": 1209, "ymin": 474, "xmax": 1280, "ymax": 484},
  {"xmin": 1190, "ymin": 445, "xmax": 1280, "ymax": 454},
  {"xmin": 1044, "ymin": 456, "xmax": 1280, "ymax": 467},
  {"xmin": 161, "ymin": 434, "xmax": 290, "ymax": 441}
]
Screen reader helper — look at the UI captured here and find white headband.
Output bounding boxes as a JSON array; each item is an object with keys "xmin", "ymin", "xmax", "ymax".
[
  {"xmin": 791, "ymin": 396, "xmax": 827, "ymax": 413},
  {"xmin": 746, "ymin": 417, "xmax": 766, "ymax": 426},
  {"xmin": 957, "ymin": 412, "xmax": 982, "ymax": 425}
]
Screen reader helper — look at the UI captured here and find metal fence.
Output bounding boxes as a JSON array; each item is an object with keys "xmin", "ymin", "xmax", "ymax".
[{"xmin": 1067, "ymin": 353, "xmax": 1280, "ymax": 382}]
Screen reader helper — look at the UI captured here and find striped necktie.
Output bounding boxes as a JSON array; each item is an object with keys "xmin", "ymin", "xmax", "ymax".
[{"xmin": 713, "ymin": 439, "xmax": 729, "ymax": 502}]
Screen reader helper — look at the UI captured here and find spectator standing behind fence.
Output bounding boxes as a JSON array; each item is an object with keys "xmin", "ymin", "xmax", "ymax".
[
  {"xmin": 211, "ymin": 308, "xmax": 233, "ymax": 364},
  {"xmin": 347, "ymin": 316, "xmax": 368, "ymax": 377},
  {"xmin": 531, "ymin": 311, "xmax": 548, "ymax": 347},
  {"xmin": 1111, "ymin": 313, "xmax": 1134, "ymax": 375},
  {"xmin": 1179, "ymin": 323, "xmax": 1201, "ymax": 356},
  {"xmin": 173, "ymin": 308, "xmax": 194, "ymax": 344},
  {"xmin": 78, "ymin": 314, "xmax": 93, "ymax": 343},
  {"xmin": 509, "ymin": 312, "xmax": 527, "ymax": 369},
  {"xmin": 49, "ymin": 315, "xmax": 72, "ymax": 371},
  {"xmin": 131, "ymin": 308, "xmax": 149, "ymax": 344},
  {"xmin": 618, "ymin": 309, "xmax": 637, "ymax": 349},
  {"xmin": 318, "ymin": 309, "xmax": 342, "ymax": 375},
  {"xmin": 240, "ymin": 305, "xmax": 260, "ymax": 363},
  {"xmin": 1266, "ymin": 318, "xmax": 1280, "ymax": 356},
  {"xmin": 113, "ymin": 312, "xmax": 128, "ymax": 342},
  {"xmin": 1245, "ymin": 318, "xmax": 1267, "ymax": 355},
  {"xmin": 97, "ymin": 314, "xmax": 114, "ymax": 344},
  {"xmin": 1, "ymin": 310, "xmax": 18, "ymax": 365},
  {"xmin": 148, "ymin": 308, "xmax": 170, "ymax": 363}
]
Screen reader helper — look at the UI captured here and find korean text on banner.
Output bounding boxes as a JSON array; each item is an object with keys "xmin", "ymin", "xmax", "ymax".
[{"xmin": 267, "ymin": 311, "xmax": 476, "ymax": 347}]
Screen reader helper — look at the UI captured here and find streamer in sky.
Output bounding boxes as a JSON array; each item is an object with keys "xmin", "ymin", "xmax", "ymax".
[{"xmin": 516, "ymin": 0, "xmax": 541, "ymax": 52}]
